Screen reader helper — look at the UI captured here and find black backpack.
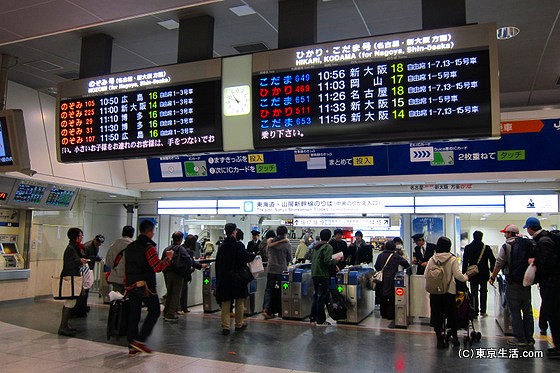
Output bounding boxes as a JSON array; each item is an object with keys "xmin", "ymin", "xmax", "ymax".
[
  {"xmin": 505, "ymin": 237, "xmax": 534, "ymax": 284},
  {"xmin": 326, "ymin": 289, "xmax": 347, "ymax": 321},
  {"xmin": 535, "ymin": 231, "xmax": 560, "ymax": 283}
]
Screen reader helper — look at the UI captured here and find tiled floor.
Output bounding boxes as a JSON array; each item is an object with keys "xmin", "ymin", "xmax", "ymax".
[{"xmin": 0, "ymin": 287, "xmax": 557, "ymax": 373}]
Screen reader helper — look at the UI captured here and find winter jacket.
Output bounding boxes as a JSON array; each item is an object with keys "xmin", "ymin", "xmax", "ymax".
[
  {"xmin": 266, "ymin": 237, "xmax": 292, "ymax": 275},
  {"xmin": 425, "ymin": 252, "xmax": 468, "ymax": 295},
  {"xmin": 215, "ymin": 236, "xmax": 256, "ymax": 303},
  {"xmin": 311, "ymin": 242, "xmax": 335, "ymax": 279},
  {"xmin": 462, "ymin": 240, "xmax": 496, "ymax": 283}
]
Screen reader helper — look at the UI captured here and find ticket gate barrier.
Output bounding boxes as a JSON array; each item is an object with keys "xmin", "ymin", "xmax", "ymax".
[
  {"xmin": 394, "ymin": 270, "xmax": 410, "ymax": 328},
  {"xmin": 408, "ymin": 275, "xmax": 431, "ymax": 319},
  {"xmin": 202, "ymin": 262, "xmax": 219, "ymax": 313},
  {"xmin": 336, "ymin": 266, "xmax": 375, "ymax": 324},
  {"xmin": 494, "ymin": 274, "xmax": 513, "ymax": 335},
  {"xmin": 245, "ymin": 269, "xmax": 267, "ymax": 316},
  {"xmin": 281, "ymin": 264, "xmax": 313, "ymax": 320}
]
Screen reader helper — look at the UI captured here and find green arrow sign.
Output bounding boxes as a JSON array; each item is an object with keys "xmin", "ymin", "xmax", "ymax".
[
  {"xmin": 337, "ymin": 286, "xmax": 344, "ymax": 293},
  {"xmin": 204, "ymin": 278, "xmax": 210, "ymax": 285},
  {"xmin": 282, "ymin": 282, "xmax": 289, "ymax": 290}
]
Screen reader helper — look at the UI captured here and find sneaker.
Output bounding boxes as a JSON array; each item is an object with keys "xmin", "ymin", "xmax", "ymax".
[
  {"xmin": 507, "ymin": 338, "xmax": 527, "ymax": 347},
  {"xmin": 263, "ymin": 310, "xmax": 274, "ymax": 319},
  {"xmin": 163, "ymin": 315, "xmax": 179, "ymax": 322},
  {"xmin": 235, "ymin": 323, "xmax": 248, "ymax": 331},
  {"xmin": 128, "ymin": 348, "xmax": 141, "ymax": 357},
  {"xmin": 222, "ymin": 329, "xmax": 230, "ymax": 335},
  {"xmin": 316, "ymin": 321, "xmax": 333, "ymax": 327},
  {"xmin": 175, "ymin": 310, "xmax": 185, "ymax": 316},
  {"xmin": 131, "ymin": 340, "xmax": 153, "ymax": 354}
]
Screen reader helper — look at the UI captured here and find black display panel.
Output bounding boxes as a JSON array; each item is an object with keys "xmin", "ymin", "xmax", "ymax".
[
  {"xmin": 0, "ymin": 110, "xmax": 31, "ymax": 172},
  {"xmin": 45, "ymin": 187, "xmax": 76, "ymax": 207},
  {"xmin": 252, "ymin": 24, "xmax": 499, "ymax": 149},
  {"xmin": 0, "ymin": 117, "xmax": 14, "ymax": 167},
  {"xmin": 12, "ymin": 182, "xmax": 46, "ymax": 204},
  {"xmin": 57, "ymin": 60, "xmax": 222, "ymax": 162}
]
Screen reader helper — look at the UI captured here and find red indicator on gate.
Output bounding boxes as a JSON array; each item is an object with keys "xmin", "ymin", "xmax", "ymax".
[{"xmin": 395, "ymin": 288, "xmax": 405, "ymax": 297}]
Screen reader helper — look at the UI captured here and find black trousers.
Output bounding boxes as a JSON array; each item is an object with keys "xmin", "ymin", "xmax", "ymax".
[
  {"xmin": 430, "ymin": 293, "xmax": 457, "ymax": 335},
  {"xmin": 469, "ymin": 280, "xmax": 488, "ymax": 315},
  {"xmin": 540, "ymin": 285, "xmax": 560, "ymax": 348}
]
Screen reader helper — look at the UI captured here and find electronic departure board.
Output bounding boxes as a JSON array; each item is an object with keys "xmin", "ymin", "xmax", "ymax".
[
  {"xmin": 6, "ymin": 180, "xmax": 79, "ymax": 210},
  {"xmin": 0, "ymin": 110, "xmax": 31, "ymax": 172},
  {"xmin": 252, "ymin": 23, "xmax": 499, "ymax": 149},
  {"xmin": 45, "ymin": 187, "xmax": 77, "ymax": 208},
  {"xmin": 12, "ymin": 182, "xmax": 46, "ymax": 204},
  {"xmin": 56, "ymin": 59, "xmax": 222, "ymax": 162}
]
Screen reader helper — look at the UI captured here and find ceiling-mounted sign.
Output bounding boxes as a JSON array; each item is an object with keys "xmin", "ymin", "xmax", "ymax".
[
  {"xmin": 252, "ymin": 23, "xmax": 499, "ymax": 149},
  {"xmin": 56, "ymin": 59, "xmax": 222, "ymax": 162},
  {"xmin": 415, "ymin": 195, "xmax": 505, "ymax": 213},
  {"xmin": 293, "ymin": 217, "xmax": 391, "ymax": 228},
  {"xmin": 218, "ymin": 197, "xmax": 414, "ymax": 215},
  {"xmin": 505, "ymin": 194, "xmax": 559, "ymax": 213}
]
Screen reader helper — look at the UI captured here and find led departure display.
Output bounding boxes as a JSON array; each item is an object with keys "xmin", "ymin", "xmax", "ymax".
[
  {"xmin": 252, "ymin": 24, "xmax": 499, "ymax": 149},
  {"xmin": 0, "ymin": 117, "xmax": 14, "ymax": 167},
  {"xmin": 57, "ymin": 60, "xmax": 222, "ymax": 162}
]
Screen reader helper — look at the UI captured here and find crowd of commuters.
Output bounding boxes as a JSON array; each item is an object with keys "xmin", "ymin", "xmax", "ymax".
[{"xmin": 58, "ymin": 216, "xmax": 559, "ymax": 360}]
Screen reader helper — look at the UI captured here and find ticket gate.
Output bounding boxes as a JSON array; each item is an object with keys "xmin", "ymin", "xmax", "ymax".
[
  {"xmin": 494, "ymin": 274, "xmax": 513, "ymax": 335},
  {"xmin": 408, "ymin": 275, "xmax": 430, "ymax": 319},
  {"xmin": 336, "ymin": 266, "xmax": 375, "ymax": 324},
  {"xmin": 202, "ymin": 262, "xmax": 219, "ymax": 313},
  {"xmin": 245, "ymin": 269, "xmax": 267, "ymax": 316},
  {"xmin": 394, "ymin": 271, "xmax": 410, "ymax": 328},
  {"xmin": 281, "ymin": 264, "xmax": 313, "ymax": 320}
]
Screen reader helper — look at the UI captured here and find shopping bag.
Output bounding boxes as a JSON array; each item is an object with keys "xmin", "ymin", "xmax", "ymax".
[
  {"xmin": 248, "ymin": 255, "xmax": 264, "ymax": 275},
  {"xmin": 80, "ymin": 265, "xmax": 94, "ymax": 289},
  {"xmin": 522, "ymin": 263, "xmax": 536, "ymax": 287},
  {"xmin": 52, "ymin": 275, "xmax": 83, "ymax": 300}
]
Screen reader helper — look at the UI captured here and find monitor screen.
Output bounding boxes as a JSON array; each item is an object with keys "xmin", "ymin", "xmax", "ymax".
[
  {"xmin": 12, "ymin": 182, "xmax": 47, "ymax": 204},
  {"xmin": 45, "ymin": 186, "xmax": 77, "ymax": 208},
  {"xmin": 0, "ymin": 110, "xmax": 31, "ymax": 172}
]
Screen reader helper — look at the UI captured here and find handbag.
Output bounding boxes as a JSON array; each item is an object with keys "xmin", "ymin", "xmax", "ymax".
[
  {"xmin": 522, "ymin": 263, "xmax": 536, "ymax": 287},
  {"xmin": 232, "ymin": 264, "xmax": 254, "ymax": 285},
  {"xmin": 372, "ymin": 253, "xmax": 393, "ymax": 288},
  {"xmin": 52, "ymin": 275, "xmax": 83, "ymax": 300},
  {"xmin": 466, "ymin": 245, "xmax": 486, "ymax": 277},
  {"xmin": 248, "ymin": 255, "xmax": 264, "ymax": 275}
]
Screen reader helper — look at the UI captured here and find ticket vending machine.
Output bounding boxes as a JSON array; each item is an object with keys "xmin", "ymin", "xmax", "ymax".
[
  {"xmin": 0, "ymin": 242, "xmax": 24, "ymax": 268},
  {"xmin": 202, "ymin": 262, "xmax": 219, "ymax": 313},
  {"xmin": 336, "ymin": 266, "xmax": 375, "ymax": 324},
  {"xmin": 394, "ymin": 271, "xmax": 410, "ymax": 328}
]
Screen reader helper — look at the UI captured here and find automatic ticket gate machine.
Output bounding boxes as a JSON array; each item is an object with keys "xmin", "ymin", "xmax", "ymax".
[
  {"xmin": 281, "ymin": 264, "xmax": 313, "ymax": 320},
  {"xmin": 394, "ymin": 270, "xmax": 410, "ymax": 328},
  {"xmin": 336, "ymin": 266, "xmax": 375, "ymax": 324},
  {"xmin": 202, "ymin": 262, "xmax": 220, "ymax": 313},
  {"xmin": 245, "ymin": 268, "xmax": 267, "ymax": 316}
]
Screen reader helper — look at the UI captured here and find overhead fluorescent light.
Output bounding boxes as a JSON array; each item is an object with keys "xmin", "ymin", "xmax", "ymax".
[
  {"xmin": 158, "ymin": 19, "xmax": 180, "ymax": 30},
  {"xmin": 496, "ymin": 26, "xmax": 519, "ymax": 40},
  {"xmin": 230, "ymin": 5, "xmax": 256, "ymax": 16}
]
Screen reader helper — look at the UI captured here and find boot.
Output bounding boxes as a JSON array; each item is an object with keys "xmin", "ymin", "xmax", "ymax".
[
  {"xmin": 58, "ymin": 307, "xmax": 77, "ymax": 336},
  {"xmin": 436, "ymin": 332, "xmax": 447, "ymax": 349}
]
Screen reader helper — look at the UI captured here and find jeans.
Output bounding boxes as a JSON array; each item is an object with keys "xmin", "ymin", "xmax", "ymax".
[
  {"xmin": 127, "ymin": 287, "xmax": 161, "ymax": 344},
  {"xmin": 263, "ymin": 273, "xmax": 282, "ymax": 314},
  {"xmin": 163, "ymin": 271, "xmax": 184, "ymax": 317},
  {"xmin": 310, "ymin": 277, "xmax": 329, "ymax": 324},
  {"xmin": 221, "ymin": 298, "xmax": 245, "ymax": 330},
  {"xmin": 469, "ymin": 281, "xmax": 488, "ymax": 315},
  {"xmin": 506, "ymin": 282, "xmax": 534, "ymax": 343},
  {"xmin": 540, "ymin": 285, "xmax": 560, "ymax": 348}
]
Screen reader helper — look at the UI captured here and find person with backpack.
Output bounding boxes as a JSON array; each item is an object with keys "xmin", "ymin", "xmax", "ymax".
[
  {"xmin": 523, "ymin": 217, "xmax": 560, "ymax": 358},
  {"xmin": 462, "ymin": 231, "xmax": 496, "ymax": 318},
  {"xmin": 106, "ymin": 225, "xmax": 135, "ymax": 294},
  {"xmin": 162, "ymin": 231, "xmax": 190, "ymax": 322},
  {"xmin": 489, "ymin": 223, "xmax": 535, "ymax": 347},
  {"xmin": 425, "ymin": 236, "xmax": 469, "ymax": 349},
  {"xmin": 374, "ymin": 241, "xmax": 410, "ymax": 320}
]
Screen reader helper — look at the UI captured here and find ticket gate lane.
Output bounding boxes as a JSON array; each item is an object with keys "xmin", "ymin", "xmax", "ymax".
[
  {"xmin": 281, "ymin": 264, "xmax": 313, "ymax": 320},
  {"xmin": 336, "ymin": 266, "xmax": 375, "ymax": 324},
  {"xmin": 245, "ymin": 269, "xmax": 267, "ymax": 316},
  {"xmin": 202, "ymin": 262, "xmax": 219, "ymax": 313}
]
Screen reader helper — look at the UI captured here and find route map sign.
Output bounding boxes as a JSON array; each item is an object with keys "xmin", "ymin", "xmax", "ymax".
[
  {"xmin": 252, "ymin": 23, "xmax": 499, "ymax": 149},
  {"xmin": 56, "ymin": 59, "xmax": 222, "ymax": 162}
]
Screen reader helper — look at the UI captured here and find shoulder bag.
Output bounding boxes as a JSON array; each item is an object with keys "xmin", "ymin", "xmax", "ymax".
[
  {"xmin": 466, "ymin": 246, "xmax": 486, "ymax": 276},
  {"xmin": 371, "ymin": 253, "xmax": 393, "ymax": 289}
]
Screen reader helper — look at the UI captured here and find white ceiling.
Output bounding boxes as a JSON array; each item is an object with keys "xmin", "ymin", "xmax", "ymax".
[{"xmin": 0, "ymin": 0, "xmax": 558, "ymax": 109}]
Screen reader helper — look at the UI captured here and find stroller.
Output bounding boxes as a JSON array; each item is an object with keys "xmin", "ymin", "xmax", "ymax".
[{"xmin": 448, "ymin": 281, "xmax": 482, "ymax": 347}]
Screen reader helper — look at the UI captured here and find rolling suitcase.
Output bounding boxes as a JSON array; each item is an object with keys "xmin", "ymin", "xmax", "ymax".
[{"xmin": 106, "ymin": 297, "xmax": 129, "ymax": 340}]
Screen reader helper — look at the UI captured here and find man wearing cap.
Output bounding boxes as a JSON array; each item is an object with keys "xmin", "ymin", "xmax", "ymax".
[
  {"xmin": 247, "ymin": 230, "xmax": 261, "ymax": 255},
  {"xmin": 412, "ymin": 233, "xmax": 436, "ymax": 275},
  {"xmin": 490, "ymin": 223, "xmax": 535, "ymax": 347},
  {"xmin": 84, "ymin": 234, "xmax": 105, "ymax": 271},
  {"xmin": 523, "ymin": 217, "xmax": 560, "ymax": 358}
]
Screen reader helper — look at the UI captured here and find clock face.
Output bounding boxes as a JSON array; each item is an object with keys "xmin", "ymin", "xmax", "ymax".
[{"xmin": 223, "ymin": 85, "xmax": 251, "ymax": 116}]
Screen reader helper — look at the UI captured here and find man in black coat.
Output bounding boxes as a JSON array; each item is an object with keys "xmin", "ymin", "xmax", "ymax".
[
  {"xmin": 215, "ymin": 223, "xmax": 256, "ymax": 335},
  {"xmin": 412, "ymin": 233, "xmax": 436, "ymax": 275},
  {"xmin": 462, "ymin": 231, "xmax": 496, "ymax": 317},
  {"xmin": 246, "ymin": 230, "xmax": 261, "ymax": 254}
]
